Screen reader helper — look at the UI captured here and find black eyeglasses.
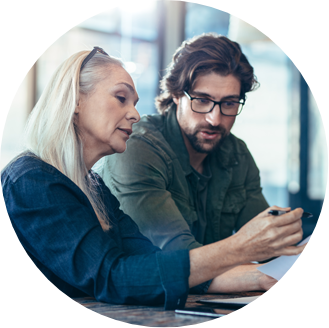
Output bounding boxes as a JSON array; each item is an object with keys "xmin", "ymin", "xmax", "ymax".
[
  {"xmin": 80, "ymin": 46, "xmax": 109, "ymax": 71},
  {"xmin": 184, "ymin": 91, "xmax": 245, "ymax": 116}
]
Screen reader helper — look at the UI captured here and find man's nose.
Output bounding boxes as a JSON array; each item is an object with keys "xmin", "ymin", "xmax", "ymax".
[{"xmin": 205, "ymin": 104, "xmax": 222, "ymax": 126}]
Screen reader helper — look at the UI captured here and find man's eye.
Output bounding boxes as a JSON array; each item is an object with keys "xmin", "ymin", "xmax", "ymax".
[
  {"xmin": 223, "ymin": 101, "xmax": 235, "ymax": 107},
  {"xmin": 195, "ymin": 98, "xmax": 211, "ymax": 105},
  {"xmin": 116, "ymin": 96, "xmax": 126, "ymax": 103}
]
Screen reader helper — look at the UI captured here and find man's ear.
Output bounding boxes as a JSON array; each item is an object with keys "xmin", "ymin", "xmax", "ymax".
[{"xmin": 173, "ymin": 96, "xmax": 179, "ymax": 106}]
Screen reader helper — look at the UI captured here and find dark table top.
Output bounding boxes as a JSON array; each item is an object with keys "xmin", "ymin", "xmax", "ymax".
[{"xmin": 74, "ymin": 291, "xmax": 263, "ymax": 327}]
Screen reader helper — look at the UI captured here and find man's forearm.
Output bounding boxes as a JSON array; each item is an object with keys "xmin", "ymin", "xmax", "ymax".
[
  {"xmin": 207, "ymin": 263, "xmax": 277, "ymax": 293},
  {"xmin": 208, "ymin": 264, "xmax": 262, "ymax": 293}
]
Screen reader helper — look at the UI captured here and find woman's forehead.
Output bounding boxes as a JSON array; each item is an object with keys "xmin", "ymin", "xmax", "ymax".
[{"xmin": 103, "ymin": 65, "xmax": 136, "ymax": 89}]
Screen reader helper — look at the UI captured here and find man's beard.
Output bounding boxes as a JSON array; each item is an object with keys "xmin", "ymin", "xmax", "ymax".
[{"xmin": 184, "ymin": 124, "xmax": 228, "ymax": 154}]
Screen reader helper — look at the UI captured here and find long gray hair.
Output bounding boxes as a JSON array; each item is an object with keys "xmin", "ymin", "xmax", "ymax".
[{"xmin": 24, "ymin": 50, "xmax": 123, "ymax": 230}]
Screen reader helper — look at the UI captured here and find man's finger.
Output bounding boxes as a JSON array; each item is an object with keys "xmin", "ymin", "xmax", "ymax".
[
  {"xmin": 278, "ymin": 243, "xmax": 307, "ymax": 257},
  {"xmin": 273, "ymin": 208, "xmax": 303, "ymax": 227},
  {"xmin": 277, "ymin": 219, "xmax": 302, "ymax": 238},
  {"xmin": 257, "ymin": 206, "xmax": 292, "ymax": 218}
]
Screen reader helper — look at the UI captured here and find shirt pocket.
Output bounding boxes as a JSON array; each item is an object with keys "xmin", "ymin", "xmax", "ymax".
[{"xmin": 221, "ymin": 186, "xmax": 247, "ymax": 214}]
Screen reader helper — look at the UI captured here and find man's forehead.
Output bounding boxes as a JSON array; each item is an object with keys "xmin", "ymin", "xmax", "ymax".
[
  {"xmin": 190, "ymin": 72, "xmax": 241, "ymax": 95},
  {"xmin": 193, "ymin": 71, "xmax": 238, "ymax": 83}
]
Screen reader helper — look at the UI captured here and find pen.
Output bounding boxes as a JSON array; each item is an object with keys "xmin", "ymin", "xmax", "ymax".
[{"xmin": 268, "ymin": 210, "xmax": 313, "ymax": 218}]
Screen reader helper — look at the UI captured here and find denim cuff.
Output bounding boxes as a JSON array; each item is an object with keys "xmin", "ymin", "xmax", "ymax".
[
  {"xmin": 189, "ymin": 279, "xmax": 212, "ymax": 294},
  {"xmin": 156, "ymin": 249, "xmax": 190, "ymax": 310}
]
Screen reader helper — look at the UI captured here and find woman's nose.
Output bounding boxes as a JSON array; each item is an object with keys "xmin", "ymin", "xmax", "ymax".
[{"xmin": 127, "ymin": 105, "xmax": 140, "ymax": 123}]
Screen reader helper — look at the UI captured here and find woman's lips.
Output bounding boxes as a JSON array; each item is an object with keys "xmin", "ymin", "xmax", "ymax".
[
  {"xmin": 200, "ymin": 130, "xmax": 220, "ymax": 140},
  {"xmin": 118, "ymin": 128, "xmax": 132, "ymax": 137}
]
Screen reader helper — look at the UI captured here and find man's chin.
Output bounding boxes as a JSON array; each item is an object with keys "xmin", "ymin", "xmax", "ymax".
[
  {"xmin": 192, "ymin": 139, "xmax": 222, "ymax": 154},
  {"xmin": 185, "ymin": 130, "xmax": 227, "ymax": 154},
  {"xmin": 192, "ymin": 140, "xmax": 221, "ymax": 154}
]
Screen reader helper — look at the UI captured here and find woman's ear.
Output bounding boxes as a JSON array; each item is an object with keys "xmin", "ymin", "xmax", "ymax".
[{"xmin": 75, "ymin": 100, "xmax": 81, "ymax": 114}]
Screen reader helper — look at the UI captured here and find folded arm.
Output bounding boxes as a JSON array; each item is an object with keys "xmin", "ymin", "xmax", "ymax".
[{"xmin": 3, "ymin": 166, "xmax": 190, "ymax": 310}]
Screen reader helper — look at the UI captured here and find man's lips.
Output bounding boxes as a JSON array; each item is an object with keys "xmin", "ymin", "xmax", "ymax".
[
  {"xmin": 199, "ymin": 130, "xmax": 222, "ymax": 140},
  {"xmin": 117, "ymin": 128, "xmax": 132, "ymax": 137}
]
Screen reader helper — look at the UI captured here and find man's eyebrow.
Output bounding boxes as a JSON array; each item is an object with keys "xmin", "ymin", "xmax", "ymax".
[
  {"xmin": 115, "ymin": 82, "xmax": 139, "ymax": 104},
  {"xmin": 191, "ymin": 90, "xmax": 240, "ymax": 100}
]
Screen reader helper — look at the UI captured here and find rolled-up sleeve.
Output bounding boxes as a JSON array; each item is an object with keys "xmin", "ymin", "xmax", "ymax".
[
  {"xmin": 156, "ymin": 250, "xmax": 190, "ymax": 309},
  {"xmin": 2, "ymin": 164, "xmax": 190, "ymax": 310}
]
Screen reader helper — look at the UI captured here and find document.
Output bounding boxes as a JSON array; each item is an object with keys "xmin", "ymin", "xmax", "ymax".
[
  {"xmin": 258, "ymin": 253, "xmax": 329, "ymax": 282},
  {"xmin": 258, "ymin": 234, "xmax": 329, "ymax": 291}
]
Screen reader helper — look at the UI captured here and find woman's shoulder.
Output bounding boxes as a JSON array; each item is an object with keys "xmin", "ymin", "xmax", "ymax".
[{"xmin": 1, "ymin": 152, "xmax": 63, "ymax": 185}]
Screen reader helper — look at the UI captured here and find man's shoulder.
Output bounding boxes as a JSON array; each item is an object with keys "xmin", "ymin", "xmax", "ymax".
[
  {"xmin": 133, "ymin": 113, "xmax": 166, "ymax": 136},
  {"xmin": 127, "ymin": 113, "xmax": 176, "ymax": 158}
]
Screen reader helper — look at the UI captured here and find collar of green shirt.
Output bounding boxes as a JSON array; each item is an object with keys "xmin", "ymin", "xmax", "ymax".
[{"xmin": 162, "ymin": 106, "xmax": 240, "ymax": 177}]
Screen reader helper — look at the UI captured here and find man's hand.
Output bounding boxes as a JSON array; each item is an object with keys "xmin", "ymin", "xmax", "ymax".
[
  {"xmin": 207, "ymin": 263, "xmax": 277, "ymax": 293},
  {"xmin": 189, "ymin": 206, "xmax": 305, "ymax": 288},
  {"xmin": 233, "ymin": 206, "xmax": 305, "ymax": 263}
]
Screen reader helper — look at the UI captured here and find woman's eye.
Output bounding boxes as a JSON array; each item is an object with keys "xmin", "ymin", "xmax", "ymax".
[{"xmin": 116, "ymin": 96, "xmax": 126, "ymax": 103}]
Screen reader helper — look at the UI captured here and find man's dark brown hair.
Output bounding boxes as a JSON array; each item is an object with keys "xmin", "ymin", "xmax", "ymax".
[{"xmin": 155, "ymin": 33, "xmax": 259, "ymax": 114}]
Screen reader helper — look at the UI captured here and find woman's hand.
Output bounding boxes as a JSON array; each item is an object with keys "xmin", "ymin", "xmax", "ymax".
[
  {"xmin": 232, "ymin": 206, "xmax": 305, "ymax": 263},
  {"xmin": 207, "ymin": 263, "xmax": 277, "ymax": 293}
]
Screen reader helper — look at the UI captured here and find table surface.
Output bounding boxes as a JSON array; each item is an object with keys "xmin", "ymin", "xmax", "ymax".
[
  {"xmin": 74, "ymin": 291, "xmax": 263, "ymax": 327},
  {"xmin": 0, "ymin": 235, "xmax": 329, "ymax": 328}
]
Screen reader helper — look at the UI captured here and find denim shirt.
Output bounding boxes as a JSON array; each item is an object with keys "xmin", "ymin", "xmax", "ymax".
[{"xmin": 1, "ymin": 155, "xmax": 191, "ymax": 310}]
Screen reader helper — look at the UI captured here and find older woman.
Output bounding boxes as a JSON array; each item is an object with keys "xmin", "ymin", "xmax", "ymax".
[{"xmin": 1, "ymin": 47, "xmax": 305, "ymax": 310}]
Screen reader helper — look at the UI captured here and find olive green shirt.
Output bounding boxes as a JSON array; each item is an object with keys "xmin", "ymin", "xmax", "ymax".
[
  {"xmin": 97, "ymin": 107, "xmax": 268, "ymax": 251},
  {"xmin": 189, "ymin": 159, "xmax": 212, "ymax": 244}
]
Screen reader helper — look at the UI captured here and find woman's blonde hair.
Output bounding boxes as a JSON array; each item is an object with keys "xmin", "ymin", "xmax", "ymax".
[{"xmin": 24, "ymin": 50, "xmax": 123, "ymax": 230}]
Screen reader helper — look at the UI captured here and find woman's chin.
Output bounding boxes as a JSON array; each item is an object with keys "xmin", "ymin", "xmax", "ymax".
[{"xmin": 113, "ymin": 144, "xmax": 127, "ymax": 154}]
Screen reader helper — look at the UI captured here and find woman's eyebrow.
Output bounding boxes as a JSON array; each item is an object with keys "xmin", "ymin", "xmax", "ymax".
[
  {"xmin": 115, "ymin": 82, "xmax": 139, "ymax": 105},
  {"xmin": 115, "ymin": 82, "xmax": 135, "ymax": 94}
]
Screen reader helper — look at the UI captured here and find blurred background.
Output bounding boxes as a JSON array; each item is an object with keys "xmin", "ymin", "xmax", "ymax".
[{"xmin": 1, "ymin": 0, "xmax": 326, "ymax": 237}]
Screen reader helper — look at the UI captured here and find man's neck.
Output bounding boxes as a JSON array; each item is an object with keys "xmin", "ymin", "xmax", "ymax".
[{"xmin": 182, "ymin": 133, "xmax": 208, "ymax": 174}]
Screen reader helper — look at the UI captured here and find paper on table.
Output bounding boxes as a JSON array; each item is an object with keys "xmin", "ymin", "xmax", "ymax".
[{"xmin": 258, "ymin": 253, "xmax": 329, "ymax": 282}]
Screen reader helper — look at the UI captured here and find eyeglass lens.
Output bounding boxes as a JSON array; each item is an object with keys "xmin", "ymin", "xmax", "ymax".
[{"xmin": 191, "ymin": 98, "xmax": 243, "ymax": 116}]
